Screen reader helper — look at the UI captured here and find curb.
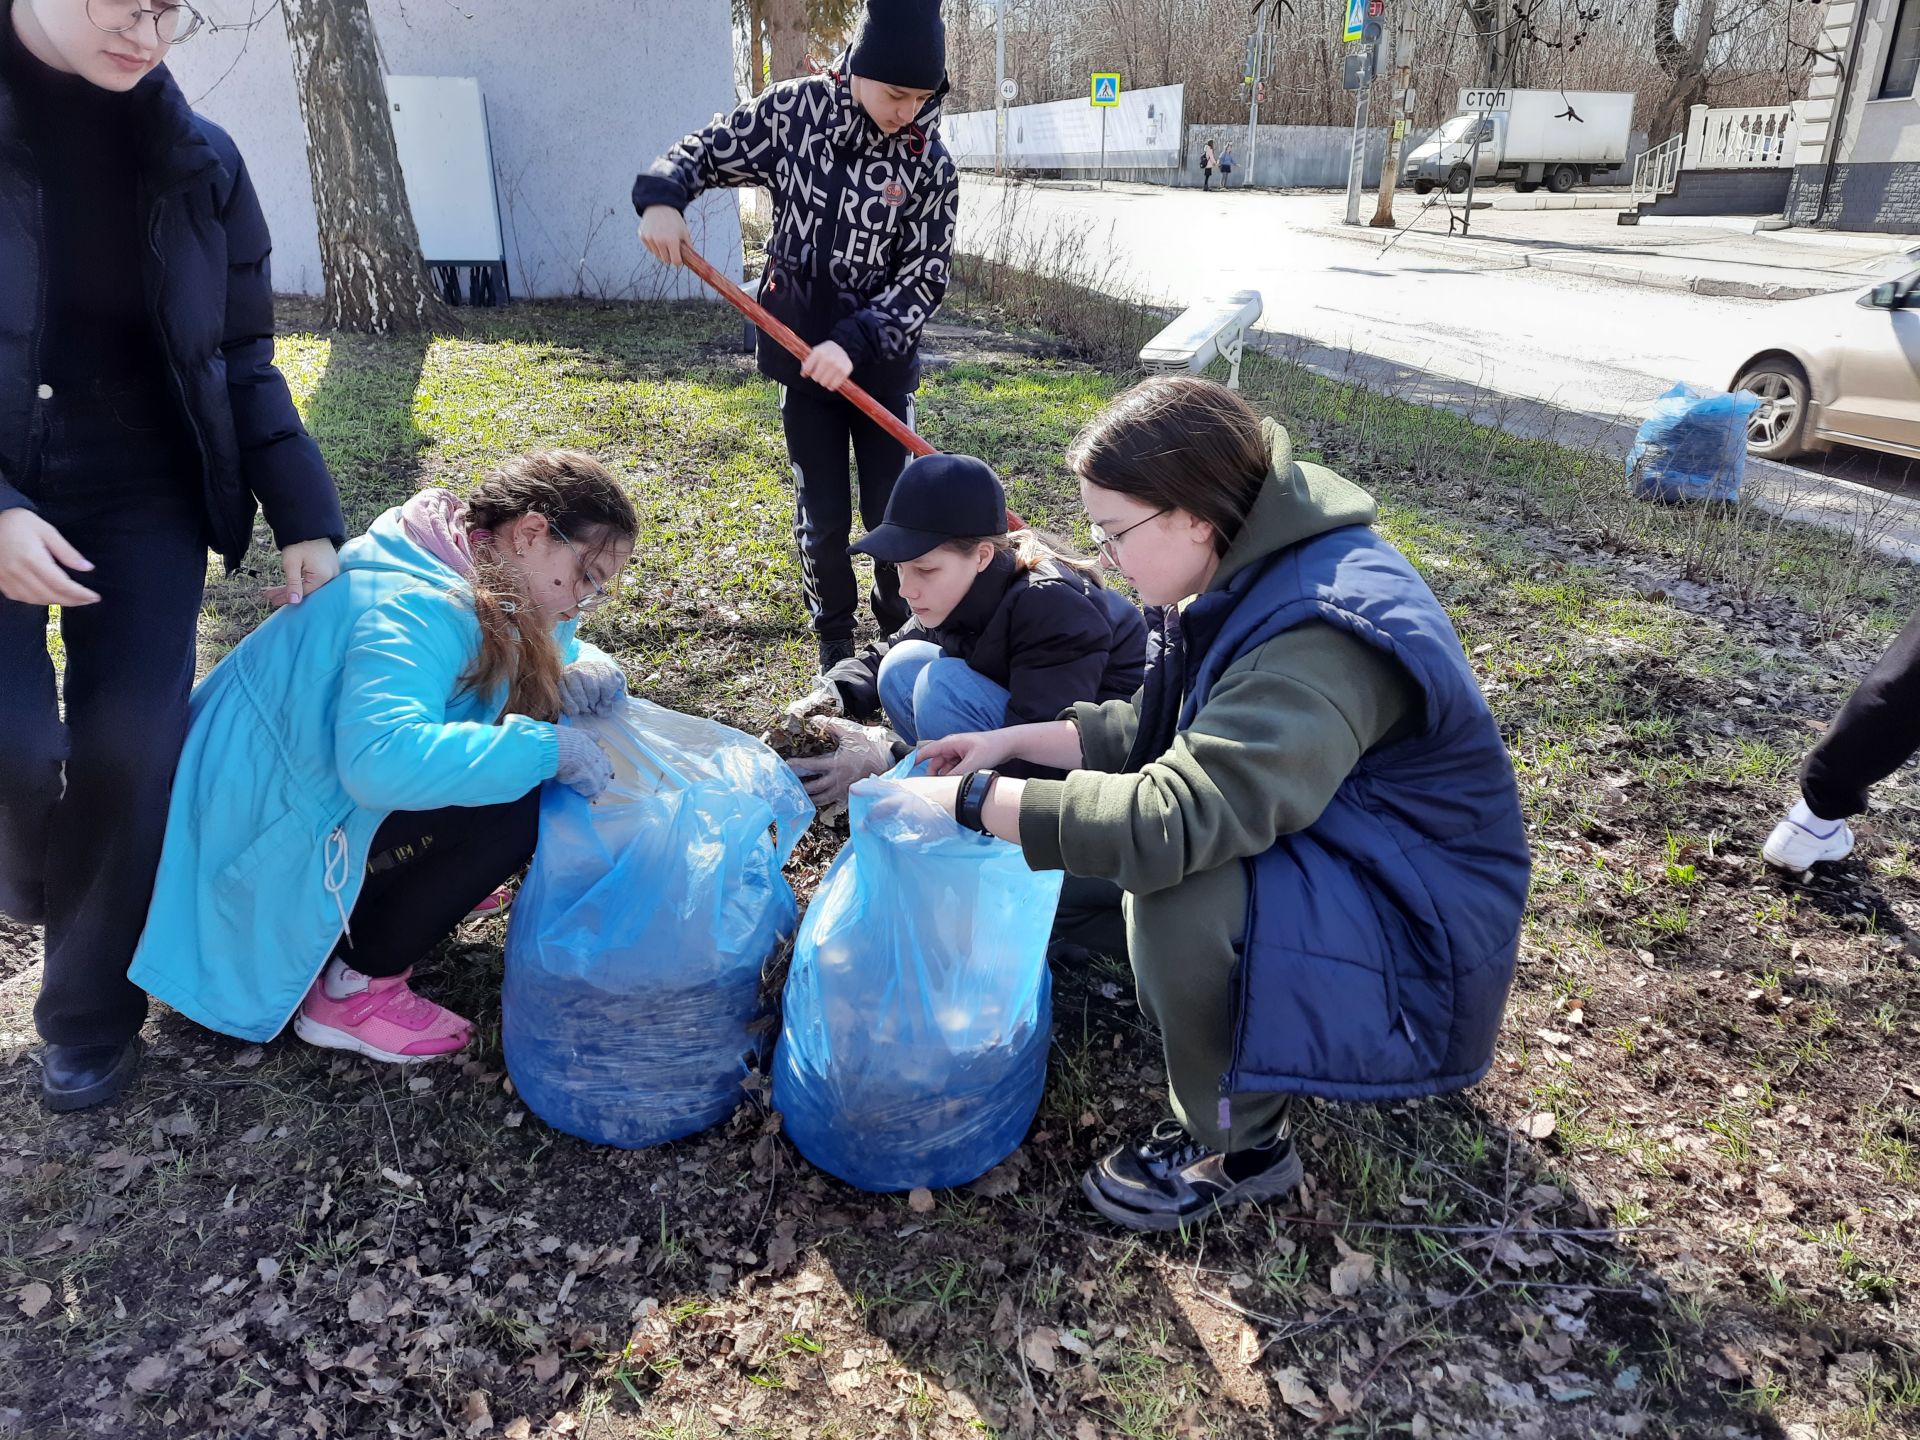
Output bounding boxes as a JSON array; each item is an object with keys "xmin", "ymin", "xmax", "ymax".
[{"xmin": 1313, "ymin": 222, "xmax": 1859, "ymax": 301}]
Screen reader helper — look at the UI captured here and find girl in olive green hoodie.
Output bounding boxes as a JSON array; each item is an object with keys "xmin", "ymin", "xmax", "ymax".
[{"xmin": 896, "ymin": 377, "xmax": 1437, "ymax": 1232}]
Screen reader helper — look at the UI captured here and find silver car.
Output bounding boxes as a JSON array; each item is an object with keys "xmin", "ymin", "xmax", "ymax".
[{"xmin": 1731, "ymin": 269, "xmax": 1920, "ymax": 462}]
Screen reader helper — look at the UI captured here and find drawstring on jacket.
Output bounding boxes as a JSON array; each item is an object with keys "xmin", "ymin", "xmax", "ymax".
[{"xmin": 324, "ymin": 827, "xmax": 354, "ymax": 946}]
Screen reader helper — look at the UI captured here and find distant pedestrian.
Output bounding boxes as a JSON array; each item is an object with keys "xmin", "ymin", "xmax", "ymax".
[
  {"xmin": 1200, "ymin": 138, "xmax": 1217, "ymax": 190},
  {"xmin": 1763, "ymin": 609, "xmax": 1920, "ymax": 870},
  {"xmin": 1220, "ymin": 146, "xmax": 1236, "ymax": 186}
]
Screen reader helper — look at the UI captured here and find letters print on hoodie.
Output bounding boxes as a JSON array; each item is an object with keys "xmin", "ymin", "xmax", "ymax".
[{"xmin": 634, "ymin": 63, "xmax": 959, "ymax": 396}]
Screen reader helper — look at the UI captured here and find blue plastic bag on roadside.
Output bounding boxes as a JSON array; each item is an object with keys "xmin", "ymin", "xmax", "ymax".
[
  {"xmin": 773, "ymin": 758, "xmax": 1062, "ymax": 1192},
  {"xmin": 1627, "ymin": 382, "xmax": 1763, "ymax": 503},
  {"xmin": 503, "ymin": 698, "xmax": 813, "ymax": 1149}
]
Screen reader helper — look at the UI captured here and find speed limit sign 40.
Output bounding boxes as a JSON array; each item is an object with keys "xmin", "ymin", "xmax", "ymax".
[{"xmin": 1000, "ymin": 78, "xmax": 1017, "ymax": 101}]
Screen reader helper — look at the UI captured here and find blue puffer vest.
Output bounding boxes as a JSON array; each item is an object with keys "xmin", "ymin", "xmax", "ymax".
[{"xmin": 1179, "ymin": 525, "xmax": 1531, "ymax": 1113}]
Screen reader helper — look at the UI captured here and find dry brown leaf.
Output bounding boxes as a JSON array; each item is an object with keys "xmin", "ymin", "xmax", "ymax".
[
  {"xmin": 16, "ymin": 1282, "xmax": 51, "ymax": 1319},
  {"xmin": 1075, "ymin": 1420, "xmax": 1102, "ymax": 1440},
  {"xmin": 1327, "ymin": 1379, "xmax": 1357, "ymax": 1415},
  {"xmin": 346, "ymin": 1282, "xmax": 390, "ymax": 1323},
  {"xmin": 503, "ymin": 1420, "xmax": 532, "ymax": 1440},
  {"xmin": 1274, "ymin": 1366, "xmax": 1321, "ymax": 1414},
  {"xmin": 531, "ymin": 1349, "xmax": 562, "ymax": 1383},
  {"xmin": 126, "ymin": 1353, "xmax": 173, "ymax": 1393},
  {"xmin": 1328, "ymin": 1237, "xmax": 1376, "ymax": 1298},
  {"xmin": 461, "ymin": 1391, "xmax": 492, "ymax": 1439},
  {"xmin": 1023, "ymin": 1326, "xmax": 1059, "ymax": 1374},
  {"xmin": 907, "ymin": 1187, "xmax": 936, "ymax": 1214}
]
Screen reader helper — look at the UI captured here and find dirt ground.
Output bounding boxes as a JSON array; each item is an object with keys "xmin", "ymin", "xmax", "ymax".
[{"xmin": 0, "ymin": 303, "xmax": 1915, "ymax": 1440}]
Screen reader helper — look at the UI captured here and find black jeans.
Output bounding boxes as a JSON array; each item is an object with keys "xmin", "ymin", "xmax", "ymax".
[
  {"xmin": 778, "ymin": 382, "xmax": 914, "ymax": 643},
  {"xmin": 1801, "ymin": 605, "xmax": 1920, "ymax": 820},
  {"xmin": 0, "ymin": 382, "xmax": 205, "ymax": 1048},
  {"xmin": 331, "ymin": 793, "xmax": 540, "ymax": 978}
]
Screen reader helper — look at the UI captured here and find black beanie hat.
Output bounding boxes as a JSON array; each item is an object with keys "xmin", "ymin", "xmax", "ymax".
[{"xmin": 847, "ymin": 0, "xmax": 946, "ymax": 92}]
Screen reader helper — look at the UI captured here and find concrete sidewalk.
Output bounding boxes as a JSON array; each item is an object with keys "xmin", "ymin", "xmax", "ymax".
[{"xmin": 1306, "ymin": 193, "xmax": 1920, "ymax": 301}]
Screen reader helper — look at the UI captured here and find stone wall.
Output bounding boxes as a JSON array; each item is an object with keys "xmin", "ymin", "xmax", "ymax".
[{"xmin": 1786, "ymin": 161, "xmax": 1920, "ymax": 231}]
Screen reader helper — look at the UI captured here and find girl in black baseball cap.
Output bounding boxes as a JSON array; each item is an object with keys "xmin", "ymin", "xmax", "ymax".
[{"xmin": 781, "ymin": 453, "xmax": 1148, "ymax": 803}]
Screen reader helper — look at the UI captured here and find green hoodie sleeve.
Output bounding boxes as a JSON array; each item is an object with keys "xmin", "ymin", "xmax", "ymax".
[{"xmin": 1018, "ymin": 622, "xmax": 1420, "ymax": 892}]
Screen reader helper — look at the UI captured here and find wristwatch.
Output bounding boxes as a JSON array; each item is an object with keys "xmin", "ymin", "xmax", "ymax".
[{"xmin": 955, "ymin": 769, "xmax": 999, "ymax": 833}]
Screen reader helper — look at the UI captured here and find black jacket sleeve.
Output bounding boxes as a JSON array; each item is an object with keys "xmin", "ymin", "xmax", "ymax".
[
  {"xmin": 1003, "ymin": 582, "xmax": 1120, "ymax": 727},
  {"xmin": 824, "ymin": 619, "xmax": 933, "ymax": 722},
  {"xmin": 826, "ymin": 145, "xmax": 957, "ymax": 370},
  {"xmin": 633, "ymin": 90, "xmax": 783, "ymax": 215},
  {"xmin": 218, "ymin": 146, "xmax": 344, "ymax": 549}
]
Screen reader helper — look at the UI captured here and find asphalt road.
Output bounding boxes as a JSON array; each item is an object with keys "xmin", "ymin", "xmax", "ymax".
[{"xmin": 954, "ymin": 178, "xmax": 1920, "ymax": 497}]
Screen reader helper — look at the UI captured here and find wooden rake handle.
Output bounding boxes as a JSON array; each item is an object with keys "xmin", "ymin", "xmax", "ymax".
[{"xmin": 680, "ymin": 248, "xmax": 1027, "ymax": 532}]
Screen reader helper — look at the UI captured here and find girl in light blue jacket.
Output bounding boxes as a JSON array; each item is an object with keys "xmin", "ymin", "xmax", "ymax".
[{"xmin": 130, "ymin": 451, "xmax": 638, "ymax": 1065}]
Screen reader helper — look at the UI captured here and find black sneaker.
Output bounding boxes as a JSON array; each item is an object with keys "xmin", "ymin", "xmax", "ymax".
[
  {"xmin": 818, "ymin": 637, "xmax": 856, "ymax": 673},
  {"xmin": 1081, "ymin": 1118, "xmax": 1302, "ymax": 1232},
  {"xmin": 41, "ymin": 1036, "xmax": 144, "ymax": 1113}
]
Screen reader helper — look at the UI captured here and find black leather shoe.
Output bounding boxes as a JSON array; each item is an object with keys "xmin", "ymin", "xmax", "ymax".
[
  {"xmin": 1081, "ymin": 1118, "xmax": 1303, "ymax": 1232},
  {"xmin": 41, "ymin": 1037, "xmax": 143, "ymax": 1113},
  {"xmin": 818, "ymin": 636, "xmax": 856, "ymax": 672}
]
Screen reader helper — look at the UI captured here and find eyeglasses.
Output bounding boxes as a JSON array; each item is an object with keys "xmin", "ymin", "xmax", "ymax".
[
  {"xmin": 86, "ymin": 0, "xmax": 204, "ymax": 45},
  {"xmin": 1088, "ymin": 508, "xmax": 1169, "ymax": 566},
  {"xmin": 552, "ymin": 528, "xmax": 614, "ymax": 613}
]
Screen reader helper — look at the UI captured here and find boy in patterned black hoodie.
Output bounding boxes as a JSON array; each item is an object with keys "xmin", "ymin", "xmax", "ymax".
[{"xmin": 635, "ymin": 0, "xmax": 959, "ymax": 673}]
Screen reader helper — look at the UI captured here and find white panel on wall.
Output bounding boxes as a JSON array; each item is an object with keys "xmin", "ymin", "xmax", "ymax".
[{"xmin": 382, "ymin": 77, "xmax": 504, "ymax": 265}]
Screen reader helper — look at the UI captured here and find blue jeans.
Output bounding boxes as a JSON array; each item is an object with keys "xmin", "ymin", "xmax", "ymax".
[{"xmin": 876, "ymin": 640, "xmax": 1011, "ymax": 746}]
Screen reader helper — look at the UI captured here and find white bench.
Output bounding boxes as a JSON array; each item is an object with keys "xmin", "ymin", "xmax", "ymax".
[{"xmin": 1138, "ymin": 289, "xmax": 1263, "ymax": 389}]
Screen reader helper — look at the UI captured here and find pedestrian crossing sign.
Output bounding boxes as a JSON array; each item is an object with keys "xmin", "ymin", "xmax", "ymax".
[
  {"xmin": 1343, "ymin": 0, "xmax": 1364, "ymax": 42},
  {"xmin": 1091, "ymin": 73, "xmax": 1121, "ymax": 107}
]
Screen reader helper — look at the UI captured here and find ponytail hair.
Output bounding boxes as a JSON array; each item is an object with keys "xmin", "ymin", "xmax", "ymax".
[
  {"xmin": 459, "ymin": 450, "xmax": 638, "ymax": 722},
  {"xmin": 939, "ymin": 528, "xmax": 1104, "ymax": 584}
]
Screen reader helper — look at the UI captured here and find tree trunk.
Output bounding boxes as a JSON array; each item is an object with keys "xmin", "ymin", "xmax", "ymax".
[
  {"xmin": 1652, "ymin": 0, "xmax": 1717, "ymax": 142},
  {"xmin": 281, "ymin": 0, "xmax": 448, "ymax": 334},
  {"xmin": 749, "ymin": 0, "xmax": 766, "ymax": 92},
  {"xmin": 765, "ymin": 0, "xmax": 808, "ymax": 81}
]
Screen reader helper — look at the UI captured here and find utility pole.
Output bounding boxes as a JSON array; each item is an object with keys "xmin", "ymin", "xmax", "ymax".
[
  {"xmin": 1369, "ymin": 3, "xmax": 1415, "ymax": 227},
  {"xmin": 1342, "ymin": 27, "xmax": 1375, "ymax": 225},
  {"xmin": 1245, "ymin": 1, "xmax": 1268, "ymax": 188},
  {"xmin": 994, "ymin": 0, "xmax": 1007, "ymax": 177}
]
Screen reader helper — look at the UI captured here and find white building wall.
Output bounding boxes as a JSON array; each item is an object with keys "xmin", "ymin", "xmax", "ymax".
[{"xmin": 166, "ymin": 0, "xmax": 742, "ymax": 300}]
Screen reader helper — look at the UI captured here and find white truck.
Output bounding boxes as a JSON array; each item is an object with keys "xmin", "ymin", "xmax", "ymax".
[{"xmin": 1405, "ymin": 88, "xmax": 1634, "ymax": 196}]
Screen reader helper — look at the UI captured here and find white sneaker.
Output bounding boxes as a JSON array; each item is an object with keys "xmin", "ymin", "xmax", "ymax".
[{"xmin": 1762, "ymin": 799, "xmax": 1855, "ymax": 870}]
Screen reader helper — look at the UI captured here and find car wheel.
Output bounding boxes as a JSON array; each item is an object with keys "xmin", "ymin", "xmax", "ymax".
[
  {"xmin": 1413, "ymin": 179, "xmax": 1434, "ymax": 195},
  {"xmin": 1735, "ymin": 361, "xmax": 1811, "ymax": 460},
  {"xmin": 1447, "ymin": 165, "xmax": 1471, "ymax": 195},
  {"xmin": 1515, "ymin": 180, "xmax": 1539, "ymax": 194},
  {"xmin": 1546, "ymin": 164, "xmax": 1578, "ymax": 194}
]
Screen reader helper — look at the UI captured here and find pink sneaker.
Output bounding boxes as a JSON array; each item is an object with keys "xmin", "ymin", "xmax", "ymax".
[
  {"xmin": 467, "ymin": 884, "xmax": 514, "ymax": 919},
  {"xmin": 293, "ymin": 968, "xmax": 473, "ymax": 1064}
]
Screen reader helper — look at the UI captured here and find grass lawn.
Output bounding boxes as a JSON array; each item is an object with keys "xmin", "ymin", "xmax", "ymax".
[{"xmin": 0, "ymin": 297, "xmax": 1917, "ymax": 1440}]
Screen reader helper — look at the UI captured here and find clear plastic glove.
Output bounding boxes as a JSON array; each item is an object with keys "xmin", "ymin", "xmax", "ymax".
[
  {"xmin": 785, "ymin": 715, "xmax": 896, "ymax": 805},
  {"xmin": 554, "ymin": 726, "xmax": 615, "ymax": 799},
  {"xmin": 782, "ymin": 676, "xmax": 844, "ymax": 726},
  {"xmin": 559, "ymin": 657, "xmax": 628, "ymax": 717}
]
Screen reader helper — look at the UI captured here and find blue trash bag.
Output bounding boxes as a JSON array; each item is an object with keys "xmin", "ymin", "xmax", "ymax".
[
  {"xmin": 503, "ymin": 697, "xmax": 813, "ymax": 1149},
  {"xmin": 1627, "ymin": 382, "xmax": 1763, "ymax": 503},
  {"xmin": 773, "ymin": 758, "xmax": 1063, "ymax": 1192}
]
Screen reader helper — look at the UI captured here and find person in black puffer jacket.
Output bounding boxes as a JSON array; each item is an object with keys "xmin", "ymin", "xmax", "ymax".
[
  {"xmin": 783, "ymin": 454, "xmax": 1147, "ymax": 801},
  {"xmin": 0, "ymin": 0, "xmax": 345, "ymax": 1113},
  {"xmin": 634, "ymin": 0, "xmax": 959, "ymax": 673}
]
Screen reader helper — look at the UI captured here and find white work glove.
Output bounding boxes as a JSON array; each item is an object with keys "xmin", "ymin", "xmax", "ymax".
[
  {"xmin": 782, "ymin": 676, "xmax": 844, "ymax": 726},
  {"xmin": 785, "ymin": 716, "xmax": 896, "ymax": 805},
  {"xmin": 558, "ymin": 657, "xmax": 628, "ymax": 717},
  {"xmin": 554, "ymin": 726, "xmax": 615, "ymax": 799}
]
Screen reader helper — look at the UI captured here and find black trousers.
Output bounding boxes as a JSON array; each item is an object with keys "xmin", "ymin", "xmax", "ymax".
[
  {"xmin": 331, "ymin": 793, "xmax": 540, "ymax": 978},
  {"xmin": 0, "ymin": 382, "xmax": 206, "ymax": 1048},
  {"xmin": 1801, "ymin": 605, "xmax": 1920, "ymax": 820},
  {"xmin": 779, "ymin": 382, "xmax": 914, "ymax": 643}
]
